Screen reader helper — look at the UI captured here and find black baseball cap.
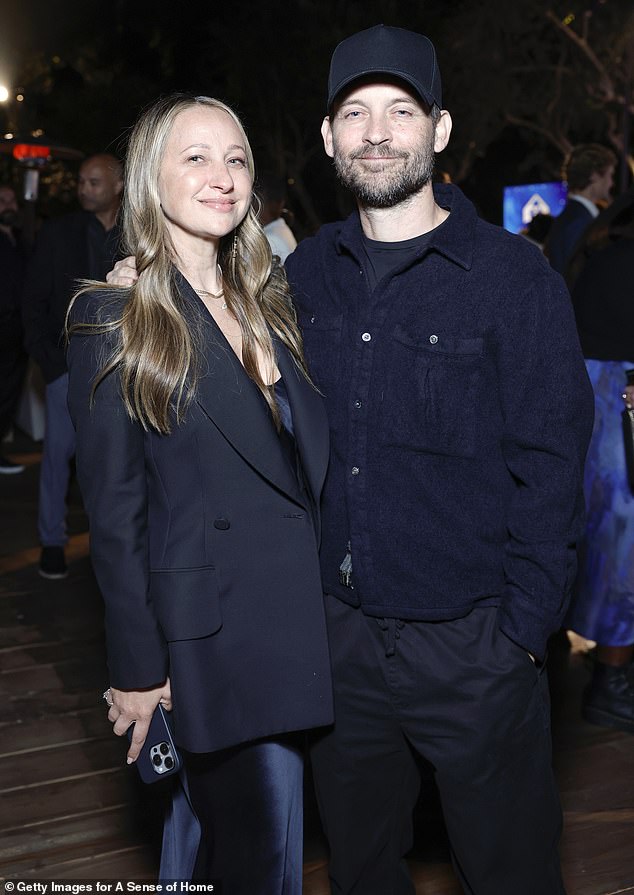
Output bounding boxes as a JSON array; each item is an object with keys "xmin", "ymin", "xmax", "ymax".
[{"xmin": 327, "ymin": 24, "xmax": 442, "ymax": 111}]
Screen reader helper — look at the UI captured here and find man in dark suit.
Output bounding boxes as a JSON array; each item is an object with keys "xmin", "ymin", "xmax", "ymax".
[
  {"xmin": 23, "ymin": 154, "xmax": 122, "ymax": 578},
  {"xmin": 0, "ymin": 184, "xmax": 28, "ymax": 474},
  {"xmin": 545, "ymin": 143, "xmax": 616, "ymax": 276}
]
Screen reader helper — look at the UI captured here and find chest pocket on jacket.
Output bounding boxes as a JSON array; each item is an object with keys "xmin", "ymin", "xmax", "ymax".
[
  {"xmin": 381, "ymin": 326, "xmax": 485, "ymax": 458},
  {"xmin": 298, "ymin": 313, "xmax": 343, "ymax": 400}
]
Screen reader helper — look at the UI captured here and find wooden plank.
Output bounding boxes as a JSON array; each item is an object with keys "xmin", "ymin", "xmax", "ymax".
[
  {"xmin": 0, "ymin": 691, "xmax": 107, "ymax": 726},
  {"xmin": 0, "ymin": 533, "xmax": 90, "ymax": 576},
  {"xmin": 302, "ymin": 861, "xmax": 333, "ymax": 895},
  {"xmin": 0, "ymin": 768, "xmax": 131, "ymax": 829},
  {"xmin": 0, "ymin": 804, "xmax": 133, "ymax": 862},
  {"xmin": 1, "ymin": 843, "xmax": 159, "ymax": 881},
  {"xmin": 561, "ymin": 812, "xmax": 634, "ymax": 895},
  {"xmin": 0, "ymin": 737, "xmax": 124, "ymax": 792},
  {"xmin": 0, "ymin": 662, "xmax": 107, "ymax": 699},
  {"xmin": 410, "ymin": 861, "xmax": 462, "ymax": 895},
  {"xmin": 0, "ymin": 706, "xmax": 109, "ymax": 754},
  {"xmin": 558, "ymin": 738, "xmax": 634, "ymax": 813},
  {"xmin": 0, "ymin": 640, "xmax": 104, "ymax": 673},
  {"xmin": 0, "ymin": 618, "xmax": 105, "ymax": 652}
]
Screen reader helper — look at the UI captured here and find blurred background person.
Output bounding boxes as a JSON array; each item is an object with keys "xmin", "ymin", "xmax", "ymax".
[
  {"xmin": 0, "ymin": 184, "xmax": 28, "ymax": 474},
  {"xmin": 22, "ymin": 154, "xmax": 123, "ymax": 579},
  {"xmin": 519, "ymin": 212, "xmax": 553, "ymax": 252},
  {"xmin": 257, "ymin": 171, "xmax": 297, "ymax": 262},
  {"xmin": 544, "ymin": 143, "xmax": 617, "ymax": 277},
  {"xmin": 566, "ymin": 194, "xmax": 634, "ymax": 733}
]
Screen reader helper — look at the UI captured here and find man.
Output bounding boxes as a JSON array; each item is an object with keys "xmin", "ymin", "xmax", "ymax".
[
  {"xmin": 258, "ymin": 171, "xmax": 298, "ymax": 262},
  {"xmin": 23, "ymin": 154, "xmax": 122, "ymax": 579},
  {"xmin": 0, "ymin": 185, "xmax": 28, "ymax": 474},
  {"xmin": 545, "ymin": 143, "xmax": 616, "ymax": 276},
  {"xmin": 284, "ymin": 26, "xmax": 594, "ymax": 895}
]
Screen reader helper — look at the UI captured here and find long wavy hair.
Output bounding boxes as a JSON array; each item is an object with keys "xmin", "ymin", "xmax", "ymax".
[{"xmin": 69, "ymin": 93, "xmax": 307, "ymax": 433}]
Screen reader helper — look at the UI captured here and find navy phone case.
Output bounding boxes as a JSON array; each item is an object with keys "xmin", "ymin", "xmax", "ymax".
[{"xmin": 127, "ymin": 704, "xmax": 182, "ymax": 784}]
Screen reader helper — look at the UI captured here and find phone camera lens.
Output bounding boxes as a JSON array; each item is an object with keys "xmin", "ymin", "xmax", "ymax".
[
  {"xmin": 164, "ymin": 756, "xmax": 174, "ymax": 770},
  {"xmin": 152, "ymin": 754, "xmax": 162, "ymax": 766},
  {"xmin": 159, "ymin": 742, "xmax": 169, "ymax": 755}
]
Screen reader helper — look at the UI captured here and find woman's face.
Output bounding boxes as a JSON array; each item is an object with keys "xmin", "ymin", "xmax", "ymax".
[{"xmin": 158, "ymin": 105, "xmax": 253, "ymax": 251}]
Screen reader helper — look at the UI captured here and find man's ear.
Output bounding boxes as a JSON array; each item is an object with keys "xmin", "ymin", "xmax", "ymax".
[
  {"xmin": 434, "ymin": 110, "xmax": 452, "ymax": 154},
  {"xmin": 321, "ymin": 117, "xmax": 335, "ymax": 159}
]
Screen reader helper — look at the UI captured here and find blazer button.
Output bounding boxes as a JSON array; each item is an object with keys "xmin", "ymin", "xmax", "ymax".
[{"xmin": 213, "ymin": 518, "xmax": 230, "ymax": 530}]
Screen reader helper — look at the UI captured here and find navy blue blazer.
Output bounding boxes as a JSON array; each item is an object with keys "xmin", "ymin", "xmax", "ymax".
[
  {"xmin": 66, "ymin": 274, "xmax": 334, "ymax": 753},
  {"xmin": 544, "ymin": 198, "xmax": 593, "ymax": 276}
]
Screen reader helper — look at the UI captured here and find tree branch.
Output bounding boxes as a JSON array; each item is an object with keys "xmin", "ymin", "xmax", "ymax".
[
  {"xmin": 505, "ymin": 113, "xmax": 572, "ymax": 156},
  {"xmin": 545, "ymin": 9, "xmax": 617, "ymax": 102}
]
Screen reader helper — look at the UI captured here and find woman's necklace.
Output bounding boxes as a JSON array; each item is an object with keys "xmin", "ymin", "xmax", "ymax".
[{"xmin": 193, "ymin": 265, "xmax": 227, "ymax": 310}]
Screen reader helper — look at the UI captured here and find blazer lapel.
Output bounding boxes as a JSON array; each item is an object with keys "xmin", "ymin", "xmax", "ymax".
[
  {"xmin": 177, "ymin": 275, "xmax": 304, "ymax": 505},
  {"xmin": 275, "ymin": 343, "xmax": 329, "ymax": 507}
]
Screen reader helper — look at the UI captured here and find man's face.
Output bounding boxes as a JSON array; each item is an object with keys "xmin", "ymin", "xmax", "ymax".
[
  {"xmin": 322, "ymin": 81, "xmax": 447, "ymax": 209},
  {"xmin": 589, "ymin": 165, "xmax": 615, "ymax": 205},
  {"xmin": 0, "ymin": 187, "xmax": 19, "ymax": 227},
  {"xmin": 77, "ymin": 159, "xmax": 122, "ymax": 215}
]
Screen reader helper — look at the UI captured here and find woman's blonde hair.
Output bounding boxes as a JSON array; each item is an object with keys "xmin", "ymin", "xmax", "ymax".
[{"xmin": 69, "ymin": 93, "xmax": 307, "ymax": 433}]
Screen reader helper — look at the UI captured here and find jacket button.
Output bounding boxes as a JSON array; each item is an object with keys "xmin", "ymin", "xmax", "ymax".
[{"xmin": 213, "ymin": 518, "xmax": 230, "ymax": 530}]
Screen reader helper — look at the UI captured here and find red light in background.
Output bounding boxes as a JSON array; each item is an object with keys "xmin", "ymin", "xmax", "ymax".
[{"xmin": 12, "ymin": 144, "xmax": 50, "ymax": 161}]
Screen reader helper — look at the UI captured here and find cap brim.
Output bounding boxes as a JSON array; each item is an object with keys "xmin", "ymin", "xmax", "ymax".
[{"xmin": 327, "ymin": 69, "xmax": 437, "ymax": 111}]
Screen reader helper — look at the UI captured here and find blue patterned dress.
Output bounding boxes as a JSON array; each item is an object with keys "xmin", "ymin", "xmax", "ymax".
[{"xmin": 567, "ymin": 359, "xmax": 634, "ymax": 645}]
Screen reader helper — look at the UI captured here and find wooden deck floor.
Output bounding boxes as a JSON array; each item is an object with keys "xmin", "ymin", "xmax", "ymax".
[{"xmin": 1, "ymin": 434, "xmax": 633, "ymax": 893}]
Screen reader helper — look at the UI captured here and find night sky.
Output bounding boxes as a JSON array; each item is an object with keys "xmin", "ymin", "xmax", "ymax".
[
  {"xmin": 1, "ymin": 0, "xmax": 631, "ymax": 226},
  {"xmin": 1, "ymin": 0, "xmax": 104, "ymax": 83}
]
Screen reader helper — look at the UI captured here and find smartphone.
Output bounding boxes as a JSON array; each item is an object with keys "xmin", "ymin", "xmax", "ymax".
[{"xmin": 127, "ymin": 704, "xmax": 182, "ymax": 784}]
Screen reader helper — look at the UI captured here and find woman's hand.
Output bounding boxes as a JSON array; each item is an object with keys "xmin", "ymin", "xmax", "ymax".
[
  {"xmin": 105, "ymin": 679, "xmax": 172, "ymax": 763},
  {"xmin": 106, "ymin": 256, "xmax": 139, "ymax": 288}
]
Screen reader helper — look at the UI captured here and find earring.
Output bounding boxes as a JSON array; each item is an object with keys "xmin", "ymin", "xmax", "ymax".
[{"xmin": 231, "ymin": 231, "xmax": 238, "ymax": 277}]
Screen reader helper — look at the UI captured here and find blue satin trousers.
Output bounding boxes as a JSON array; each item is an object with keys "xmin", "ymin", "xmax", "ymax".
[{"xmin": 160, "ymin": 736, "xmax": 304, "ymax": 894}]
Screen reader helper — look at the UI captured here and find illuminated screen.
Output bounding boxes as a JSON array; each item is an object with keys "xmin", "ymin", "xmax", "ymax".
[{"xmin": 503, "ymin": 182, "xmax": 568, "ymax": 233}]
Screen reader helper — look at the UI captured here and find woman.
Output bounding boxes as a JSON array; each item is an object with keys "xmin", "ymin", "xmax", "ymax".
[
  {"xmin": 566, "ymin": 195, "xmax": 634, "ymax": 734},
  {"xmin": 66, "ymin": 94, "xmax": 333, "ymax": 891}
]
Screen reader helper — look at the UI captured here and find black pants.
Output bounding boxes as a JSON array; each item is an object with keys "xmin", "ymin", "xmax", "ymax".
[{"xmin": 310, "ymin": 598, "xmax": 565, "ymax": 895}]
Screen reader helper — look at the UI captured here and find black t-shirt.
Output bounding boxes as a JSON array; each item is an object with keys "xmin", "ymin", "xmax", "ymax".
[{"xmin": 361, "ymin": 231, "xmax": 433, "ymax": 292}]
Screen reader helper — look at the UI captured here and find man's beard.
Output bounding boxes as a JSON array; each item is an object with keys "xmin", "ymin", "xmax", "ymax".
[{"xmin": 333, "ymin": 138, "xmax": 435, "ymax": 209}]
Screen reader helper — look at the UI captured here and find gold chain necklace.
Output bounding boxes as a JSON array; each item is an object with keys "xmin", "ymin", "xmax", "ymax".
[{"xmin": 193, "ymin": 265, "xmax": 227, "ymax": 310}]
